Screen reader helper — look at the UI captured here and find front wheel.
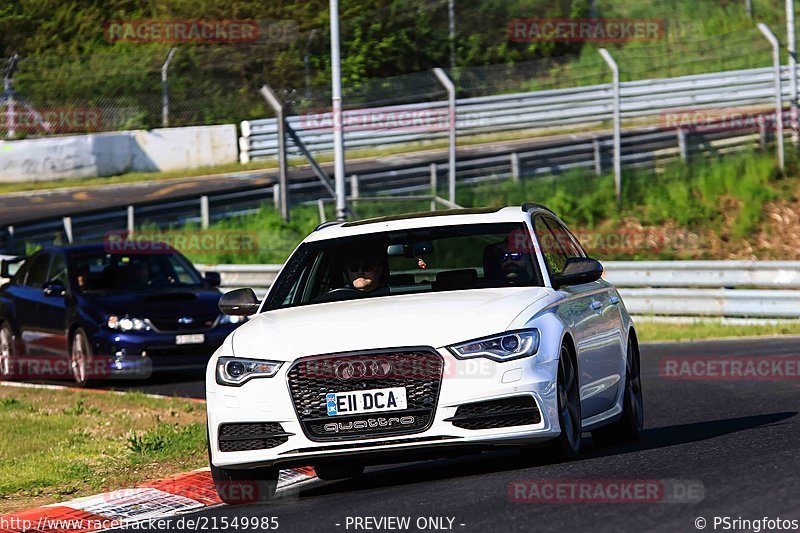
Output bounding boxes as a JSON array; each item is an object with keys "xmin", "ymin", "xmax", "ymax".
[
  {"xmin": 69, "ymin": 328, "xmax": 92, "ymax": 387},
  {"xmin": 0, "ymin": 323, "xmax": 15, "ymax": 378},
  {"xmin": 210, "ymin": 461, "xmax": 279, "ymax": 505},
  {"xmin": 550, "ymin": 344, "xmax": 582, "ymax": 460}
]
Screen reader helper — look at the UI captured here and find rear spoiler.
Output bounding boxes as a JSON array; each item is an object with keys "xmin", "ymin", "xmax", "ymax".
[{"xmin": 0, "ymin": 255, "xmax": 25, "ymax": 280}]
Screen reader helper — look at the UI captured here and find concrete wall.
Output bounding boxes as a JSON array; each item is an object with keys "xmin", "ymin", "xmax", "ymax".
[{"xmin": 0, "ymin": 124, "xmax": 238, "ymax": 183}]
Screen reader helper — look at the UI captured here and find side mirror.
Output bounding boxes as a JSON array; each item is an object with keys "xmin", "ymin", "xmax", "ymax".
[
  {"xmin": 42, "ymin": 280, "xmax": 66, "ymax": 297},
  {"xmin": 551, "ymin": 257, "xmax": 603, "ymax": 289},
  {"xmin": 204, "ymin": 272, "xmax": 222, "ymax": 287},
  {"xmin": 219, "ymin": 288, "xmax": 260, "ymax": 316},
  {"xmin": 1, "ymin": 257, "xmax": 23, "ymax": 279}
]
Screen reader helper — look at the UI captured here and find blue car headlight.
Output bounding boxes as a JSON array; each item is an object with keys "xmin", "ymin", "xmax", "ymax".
[
  {"xmin": 448, "ymin": 329, "xmax": 540, "ymax": 362},
  {"xmin": 216, "ymin": 357, "xmax": 282, "ymax": 386},
  {"xmin": 107, "ymin": 315, "xmax": 150, "ymax": 332}
]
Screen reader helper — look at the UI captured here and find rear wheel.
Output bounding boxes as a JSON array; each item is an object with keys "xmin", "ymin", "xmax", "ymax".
[
  {"xmin": 208, "ymin": 438, "xmax": 279, "ymax": 504},
  {"xmin": 69, "ymin": 329, "xmax": 92, "ymax": 387},
  {"xmin": 550, "ymin": 343, "xmax": 582, "ymax": 460},
  {"xmin": 0, "ymin": 323, "xmax": 15, "ymax": 378},
  {"xmin": 314, "ymin": 464, "xmax": 365, "ymax": 481},
  {"xmin": 593, "ymin": 338, "xmax": 643, "ymax": 445}
]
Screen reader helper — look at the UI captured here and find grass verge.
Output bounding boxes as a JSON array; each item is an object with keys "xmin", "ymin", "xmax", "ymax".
[
  {"xmin": 0, "ymin": 387, "xmax": 206, "ymax": 514},
  {"xmin": 635, "ymin": 321, "xmax": 800, "ymax": 343}
]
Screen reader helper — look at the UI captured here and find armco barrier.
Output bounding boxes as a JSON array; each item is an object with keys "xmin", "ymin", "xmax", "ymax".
[
  {"xmin": 240, "ymin": 65, "xmax": 799, "ymax": 161},
  {"xmin": 193, "ymin": 261, "xmax": 800, "ymax": 320}
]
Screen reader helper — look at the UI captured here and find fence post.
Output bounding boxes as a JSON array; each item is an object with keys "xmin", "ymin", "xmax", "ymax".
[
  {"xmin": 592, "ymin": 137, "xmax": 602, "ymax": 176},
  {"xmin": 599, "ymin": 48, "xmax": 622, "ymax": 204},
  {"xmin": 200, "ymin": 195, "xmax": 209, "ymax": 229},
  {"xmin": 758, "ymin": 114, "xmax": 768, "ymax": 150},
  {"xmin": 758, "ymin": 23, "xmax": 785, "ymax": 171},
  {"xmin": 510, "ymin": 152, "xmax": 521, "ymax": 181},
  {"xmin": 318, "ymin": 199, "xmax": 327, "ymax": 223},
  {"xmin": 350, "ymin": 174, "xmax": 359, "ymax": 204},
  {"xmin": 788, "ymin": 0, "xmax": 798, "ymax": 145},
  {"xmin": 127, "ymin": 205, "xmax": 135, "ymax": 234},
  {"xmin": 677, "ymin": 128, "xmax": 688, "ymax": 162},
  {"xmin": 161, "ymin": 48, "xmax": 177, "ymax": 128},
  {"xmin": 433, "ymin": 68, "xmax": 457, "ymax": 205},
  {"xmin": 273, "ymin": 183, "xmax": 281, "ymax": 211},
  {"xmin": 429, "ymin": 163, "xmax": 438, "ymax": 211},
  {"xmin": 259, "ymin": 85, "xmax": 290, "ymax": 221},
  {"xmin": 62, "ymin": 217, "xmax": 73, "ymax": 244}
]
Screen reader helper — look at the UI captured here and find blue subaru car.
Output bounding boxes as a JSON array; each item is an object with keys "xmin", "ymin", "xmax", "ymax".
[{"xmin": 0, "ymin": 243, "xmax": 243, "ymax": 386}]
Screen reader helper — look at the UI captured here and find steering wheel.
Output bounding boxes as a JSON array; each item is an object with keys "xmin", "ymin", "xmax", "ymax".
[{"xmin": 313, "ymin": 287, "xmax": 367, "ymax": 303}]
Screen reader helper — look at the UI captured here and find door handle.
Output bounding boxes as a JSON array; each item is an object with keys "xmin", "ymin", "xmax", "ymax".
[
  {"xmin": 609, "ymin": 296, "xmax": 620, "ymax": 305},
  {"xmin": 591, "ymin": 300, "xmax": 603, "ymax": 310}
]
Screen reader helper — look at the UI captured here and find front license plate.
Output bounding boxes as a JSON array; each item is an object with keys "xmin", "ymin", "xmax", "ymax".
[
  {"xmin": 175, "ymin": 333, "xmax": 205, "ymax": 345},
  {"xmin": 326, "ymin": 387, "xmax": 408, "ymax": 417}
]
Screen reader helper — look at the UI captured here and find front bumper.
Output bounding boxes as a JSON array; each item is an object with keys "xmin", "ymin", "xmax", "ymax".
[
  {"xmin": 207, "ymin": 346, "xmax": 562, "ymax": 470},
  {"xmin": 89, "ymin": 325, "xmax": 237, "ymax": 378}
]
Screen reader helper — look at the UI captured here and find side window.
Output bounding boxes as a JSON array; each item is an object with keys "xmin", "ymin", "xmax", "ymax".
[
  {"xmin": 25, "ymin": 253, "xmax": 52, "ymax": 288},
  {"xmin": 11, "ymin": 260, "xmax": 30, "ymax": 286},
  {"xmin": 48, "ymin": 254, "xmax": 68, "ymax": 285},
  {"xmin": 533, "ymin": 217, "xmax": 568, "ymax": 275},
  {"xmin": 544, "ymin": 217, "xmax": 585, "ymax": 259}
]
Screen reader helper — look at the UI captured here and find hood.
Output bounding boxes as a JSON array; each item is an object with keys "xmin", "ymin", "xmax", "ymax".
[
  {"xmin": 79, "ymin": 288, "xmax": 223, "ymax": 320},
  {"xmin": 230, "ymin": 287, "xmax": 550, "ymax": 360}
]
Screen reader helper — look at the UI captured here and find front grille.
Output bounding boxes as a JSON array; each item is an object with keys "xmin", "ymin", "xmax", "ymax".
[
  {"xmin": 218, "ymin": 422, "xmax": 291, "ymax": 452},
  {"xmin": 148, "ymin": 315, "xmax": 217, "ymax": 332},
  {"xmin": 446, "ymin": 396, "xmax": 541, "ymax": 430},
  {"xmin": 286, "ymin": 348, "xmax": 444, "ymax": 441}
]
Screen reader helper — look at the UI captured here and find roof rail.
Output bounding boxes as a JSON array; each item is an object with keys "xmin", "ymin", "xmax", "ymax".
[
  {"xmin": 313, "ymin": 220, "xmax": 344, "ymax": 232},
  {"xmin": 521, "ymin": 202, "xmax": 555, "ymax": 214}
]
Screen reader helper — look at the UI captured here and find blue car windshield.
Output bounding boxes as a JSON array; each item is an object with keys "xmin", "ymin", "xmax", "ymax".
[{"xmin": 71, "ymin": 252, "xmax": 204, "ymax": 293}]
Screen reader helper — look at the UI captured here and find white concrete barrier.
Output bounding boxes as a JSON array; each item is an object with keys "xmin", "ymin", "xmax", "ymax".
[{"xmin": 0, "ymin": 125, "xmax": 238, "ymax": 182}]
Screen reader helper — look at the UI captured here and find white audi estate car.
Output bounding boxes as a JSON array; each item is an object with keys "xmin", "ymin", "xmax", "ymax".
[{"xmin": 206, "ymin": 204, "xmax": 643, "ymax": 503}]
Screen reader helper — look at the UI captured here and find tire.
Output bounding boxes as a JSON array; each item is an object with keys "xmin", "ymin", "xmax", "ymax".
[
  {"xmin": 314, "ymin": 464, "xmax": 365, "ymax": 481},
  {"xmin": 550, "ymin": 343, "xmax": 582, "ymax": 460},
  {"xmin": 208, "ymin": 438, "xmax": 279, "ymax": 504},
  {"xmin": 69, "ymin": 328, "xmax": 92, "ymax": 387},
  {"xmin": 592, "ymin": 338, "xmax": 644, "ymax": 445},
  {"xmin": 0, "ymin": 322, "xmax": 15, "ymax": 379}
]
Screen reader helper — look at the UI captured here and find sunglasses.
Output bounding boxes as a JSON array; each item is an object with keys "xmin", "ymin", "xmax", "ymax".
[
  {"xmin": 500, "ymin": 252, "xmax": 524, "ymax": 262},
  {"xmin": 347, "ymin": 261, "xmax": 379, "ymax": 272}
]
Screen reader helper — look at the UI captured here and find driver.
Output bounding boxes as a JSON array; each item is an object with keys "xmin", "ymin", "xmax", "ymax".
[
  {"xmin": 344, "ymin": 246, "xmax": 389, "ymax": 295},
  {"xmin": 483, "ymin": 242, "xmax": 535, "ymax": 284}
]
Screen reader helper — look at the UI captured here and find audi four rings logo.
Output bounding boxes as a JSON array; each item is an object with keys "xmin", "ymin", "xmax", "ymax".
[{"xmin": 334, "ymin": 359, "xmax": 393, "ymax": 380}]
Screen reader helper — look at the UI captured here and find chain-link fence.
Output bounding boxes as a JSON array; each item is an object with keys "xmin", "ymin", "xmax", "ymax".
[{"xmin": 0, "ymin": 8, "xmax": 784, "ymax": 140}]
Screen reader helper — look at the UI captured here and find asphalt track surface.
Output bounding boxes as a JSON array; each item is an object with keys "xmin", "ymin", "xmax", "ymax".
[
  {"xmin": 101, "ymin": 336, "xmax": 800, "ymax": 533},
  {"xmin": 0, "ymin": 133, "xmax": 593, "ymax": 226}
]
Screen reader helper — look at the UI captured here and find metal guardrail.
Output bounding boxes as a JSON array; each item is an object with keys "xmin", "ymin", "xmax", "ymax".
[
  {"xmin": 193, "ymin": 261, "xmax": 800, "ymax": 320},
  {"xmin": 0, "ymin": 119, "xmax": 778, "ymax": 254},
  {"xmin": 240, "ymin": 65, "xmax": 798, "ymax": 161}
]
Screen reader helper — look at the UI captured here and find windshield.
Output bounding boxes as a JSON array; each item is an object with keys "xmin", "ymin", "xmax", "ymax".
[
  {"xmin": 265, "ymin": 222, "xmax": 543, "ymax": 311},
  {"xmin": 71, "ymin": 251, "xmax": 204, "ymax": 293}
]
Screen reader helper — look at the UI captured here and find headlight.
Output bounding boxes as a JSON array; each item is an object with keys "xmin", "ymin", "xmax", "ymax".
[
  {"xmin": 219, "ymin": 314, "xmax": 246, "ymax": 325},
  {"xmin": 107, "ymin": 315, "xmax": 149, "ymax": 332},
  {"xmin": 448, "ymin": 329, "xmax": 540, "ymax": 362},
  {"xmin": 216, "ymin": 357, "xmax": 282, "ymax": 386}
]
